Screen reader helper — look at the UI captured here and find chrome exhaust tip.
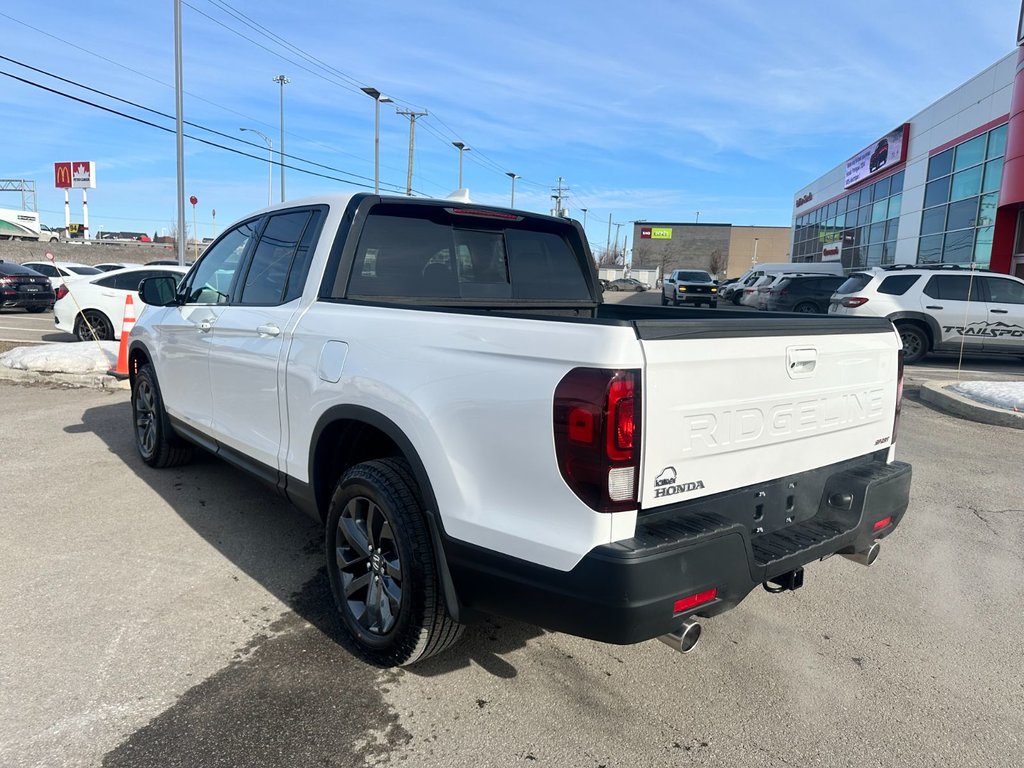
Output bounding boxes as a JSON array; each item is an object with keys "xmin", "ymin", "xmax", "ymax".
[
  {"xmin": 658, "ymin": 620, "xmax": 702, "ymax": 654},
  {"xmin": 842, "ymin": 541, "xmax": 880, "ymax": 567}
]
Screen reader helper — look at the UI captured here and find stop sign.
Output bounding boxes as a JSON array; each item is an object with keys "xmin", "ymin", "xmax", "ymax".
[{"xmin": 189, "ymin": 195, "xmax": 198, "ymax": 206}]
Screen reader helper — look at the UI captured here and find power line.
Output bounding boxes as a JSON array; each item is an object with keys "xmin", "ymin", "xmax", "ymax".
[{"xmin": 0, "ymin": 67, "xmax": 406, "ymax": 192}]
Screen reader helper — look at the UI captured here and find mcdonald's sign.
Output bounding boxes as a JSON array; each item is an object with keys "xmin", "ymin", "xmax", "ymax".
[{"xmin": 54, "ymin": 162, "xmax": 72, "ymax": 189}]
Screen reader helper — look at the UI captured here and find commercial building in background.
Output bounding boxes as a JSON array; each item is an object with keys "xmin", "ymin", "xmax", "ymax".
[
  {"xmin": 792, "ymin": 47, "xmax": 1024, "ymax": 278},
  {"xmin": 630, "ymin": 222, "xmax": 790, "ymax": 279}
]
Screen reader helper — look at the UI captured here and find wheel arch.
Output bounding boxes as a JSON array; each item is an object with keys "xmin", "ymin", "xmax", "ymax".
[
  {"xmin": 888, "ymin": 312, "xmax": 938, "ymax": 349},
  {"xmin": 308, "ymin": 404, "xmax": 465, "ymax": 622},
  {"xmin": 127, "ymin": 340, "xmax": 154, "ymax": 390}
]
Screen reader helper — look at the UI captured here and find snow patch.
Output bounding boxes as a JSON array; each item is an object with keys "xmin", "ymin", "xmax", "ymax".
[
  {"xmin": 0, "ymin": 342, "xmax": 120, "ymax": 374},
  {"xmin": 951, "ymin": 381, "xmax": 1024, "ymax": 413}
]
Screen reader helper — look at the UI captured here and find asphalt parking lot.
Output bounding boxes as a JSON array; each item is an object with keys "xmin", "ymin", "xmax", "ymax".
[{"xmin": 2, "ymin": 383, "xmax": 1023, "ymax": 767}]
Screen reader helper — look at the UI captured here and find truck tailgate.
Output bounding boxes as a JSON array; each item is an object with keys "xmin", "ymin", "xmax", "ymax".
[{"xmin": 638, "ymin": 320, "xmax": 900, "ymax": 508}]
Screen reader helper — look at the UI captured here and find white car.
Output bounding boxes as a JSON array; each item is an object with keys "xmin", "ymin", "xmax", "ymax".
[
  {"xmin": 829, "ymin": 264, "xmax": 1024, "ymax": 363},
  {"xmin": 21, "ymin": 261, "xmax": 103, "ymax": 292},
  {"xmin": 94, "ymin": 262, "xmax": 134, "ymax": 272},
  {"xmin": 55, "ymin": 265, "xmax": 188, "ymax": 341}
]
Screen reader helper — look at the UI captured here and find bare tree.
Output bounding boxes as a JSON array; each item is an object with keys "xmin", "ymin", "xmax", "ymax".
[{"xmin": 708, "ymin": 248, "xmax": 725, "ymax": 278}]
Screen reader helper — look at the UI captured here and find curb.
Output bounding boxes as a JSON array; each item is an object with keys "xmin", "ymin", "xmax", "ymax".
[
  {"xmin": 0, "ymin": 366, "xmax": 129, "ymax": 390},
  {"xmin": 918, "ymin": 381, "xmax": 1024, "ymax": 429}
]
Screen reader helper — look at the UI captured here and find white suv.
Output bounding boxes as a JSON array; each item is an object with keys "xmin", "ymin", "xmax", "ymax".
[{"xmin": 828, "ymin": 265, "xmax": 1024, "ymax": 363}]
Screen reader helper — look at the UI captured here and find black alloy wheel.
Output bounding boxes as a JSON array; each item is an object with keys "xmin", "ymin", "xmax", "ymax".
[
  {"xmin": 326, "ymin": 459, "xmax": 463, "ymax": 666},
  {"xmin": 131, "ymin": 364, "xmax": 193, "ymax": 468},
  {"xmin": 793, "ymin": 301, "xmax": 818, "ymax": 313}
]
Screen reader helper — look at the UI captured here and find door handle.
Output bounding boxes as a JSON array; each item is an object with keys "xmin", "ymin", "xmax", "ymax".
[
  {"xmin": 256, "ymin": 323, "xmax": 281, "ymax": 337},
  {"xmin": 925, "ymin": 305, "xmax": 943, "ymax": 309},
  {"xmin": 991, "ymin": 309, "xmax": 1009, "ymax": 314},
  {"xmin": 198, "ymin": 319, "xmax": 214, "ymax": 333}
]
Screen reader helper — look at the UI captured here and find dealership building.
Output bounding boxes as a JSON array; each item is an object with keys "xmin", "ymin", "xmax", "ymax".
[{"xmin": 791, "ymin": 47, "xmax": 1024, "ymax": 279}]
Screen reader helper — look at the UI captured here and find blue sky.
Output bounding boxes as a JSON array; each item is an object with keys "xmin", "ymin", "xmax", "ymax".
[{"xmin": 0, "ymin": 1, "xmax": 1019, "ymax": 248}]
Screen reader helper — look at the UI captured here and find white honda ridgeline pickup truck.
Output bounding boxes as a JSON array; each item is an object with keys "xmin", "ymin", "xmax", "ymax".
[{"xmin": 128, "ymin": 193, "xmax": 911, "ymax": 666}]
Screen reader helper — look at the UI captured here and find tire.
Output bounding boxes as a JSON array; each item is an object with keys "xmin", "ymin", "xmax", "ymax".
[
  {"xmin": 131, "ymin": 364, "xmax": 193, "ymax": 468},
  {"xmin": 326, "ymin": 458, "xmax": 463, "ymax": 667},
  {"xmin": 709, "ymin": 301, "xmax": 718, "ymax": 309},
  {"xmin": 74, "ymin": 310, "xmax": 114, "ymax": 342},
  {"xmin": 897, "ymin": 324, "xmax": 928, "ymax": 364},
  {"xmin": 793, "ymin": 302, "xmax": 818, "ymax": 314},
  {"xmin": 608, "ymin": 285, "xmax": 620, "ymax": 291},
  {"xmin": 731, "ymin": 292, "xmax": 743, "ymax": 306},
  {"xmin": 660, "ymin": 293, "xmax": 668, "ymax": 306}
]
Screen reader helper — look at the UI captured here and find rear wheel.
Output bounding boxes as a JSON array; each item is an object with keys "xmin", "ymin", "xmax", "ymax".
[
  {"xmin": 731, "ymin": 292, "xmax": 743, "ymax": 306},
  {"xmin": 793, "ymin": 301, "xmax": 818, "ymax": 314},
  {"xmin": 74, "ymin": 310, "xmax": 113, "ymax": 342},
  {"xmin": 897, "ymin": 324, "xmax": 928, "ymax": 364},
  {"xmin": 326, "ymin": 458, "xmax": 463, "ymax": 667},
  {"xmin": 132, "ymin": 365, "xmax": 193, "ymax": 468},
  {"xmin": 660, "ymin": 293, "xmax": 668, "ymax": 306}
]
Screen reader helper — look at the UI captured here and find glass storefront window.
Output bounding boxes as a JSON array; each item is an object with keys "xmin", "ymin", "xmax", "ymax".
[
  {"xmin": 867, "ymin": 243, "xmax": 883, "ymax": 267},
  {"xmin": 928, "ymin": 149, "xmax": 954, "ymax": 180},
  {"xmin": 924, "ymin": 177, "xmax": 951, "ymax": 208},
  {"xmin": 974, "ymin": 227, "xmax": 994, "ymax": 267},
  {"xmin": 885, "ymin": 218, "xmax": 899, "ymax": 241},
  {"xmin": 872, "ymin": 199, "xmax": 888, "ymax": 223},
  {"xmin": 982, "ymin": 159, "xmax": 1002, "ymax": 194},
  {"xmin": 946, "ymin": 197, "xmax": 978, "ymax": 231},
  {"xmin": 954, "ymin": 134, "xmax": 986, "ymax": 170},
  {"xmin": 887, "ymin": 193, "xmax": 902, "ymax": 219},
  {"xmin": 882, "ymin": 241, "xmax": 896, "ymax": 265},
  {"xmin": 857, "ymin": 206, "xmax": 872, "ymax": 227},
  {"xmin": 890, "ymin": 170, "xmax": 905, "ymax": 192},
  {"xmin": 869, "ymin": 221, "xmax": 886, "ymax": 244},
  {"xmin": 979, "ymin": 192, "xmax": 998, "ymax": 227},
  {"xmin": 988, "ymin": 124, "xmax": 1007, "ymax": 159},
  {"xmin": 950, "ymin": 166, "xmax": 982, "ymax": 201},
  {"xmin": 921, "ymin": 206, "xmax": 946, "ymax": 235},
  {"xmin": 942, "ymin": 229, "xmax": 974, "ymax": 264},
  {"xmin": 918, "ymin": 234, "xmax": 943, "ymax": 263}
]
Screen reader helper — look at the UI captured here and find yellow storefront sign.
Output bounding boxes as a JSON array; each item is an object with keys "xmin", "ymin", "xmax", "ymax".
[{"xmin": 651, "ymin": 227, "xmax": 673, "ymax": 240}]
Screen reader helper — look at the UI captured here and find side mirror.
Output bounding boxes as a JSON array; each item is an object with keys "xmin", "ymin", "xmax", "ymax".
[{"xmin": 139, "ymin": 276, "xmax": 179, "ymax": 306}]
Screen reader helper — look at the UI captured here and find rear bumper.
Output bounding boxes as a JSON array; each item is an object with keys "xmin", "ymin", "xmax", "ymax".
[
  {"xmin": 1, "ymin": 294, "xmax": 54, "ymax": 309},
  {"xmin": 444, "ymin": 456, "xmax": 911, "ymax": 644}
]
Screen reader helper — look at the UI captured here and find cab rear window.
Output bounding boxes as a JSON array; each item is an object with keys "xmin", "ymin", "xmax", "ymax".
[{"xmin": 345, "ymin": 205, "xmax": 591, "ymax": 301}]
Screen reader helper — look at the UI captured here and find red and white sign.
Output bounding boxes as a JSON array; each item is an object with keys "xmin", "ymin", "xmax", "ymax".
[
  {"xmin": 822, "ymin": 243, "xmax": 842, "ymax": 261},
  {"xmin": 189, "ymin": 195, "xmax": 198, "ymax": 206},
  {"xmin": 640, "ymin": 227, "xmax": 653, "ymax": 239},
  {"xmin": 844, "ymin": 125, "xmax": 908, "ymax": 188},
  {"xmin": 54, "ymin": 162, "xmax": 73, "ymax": 189},
  {"xmin": 71, "ymin": 161, "xmax": 96, "ymax": 189}
]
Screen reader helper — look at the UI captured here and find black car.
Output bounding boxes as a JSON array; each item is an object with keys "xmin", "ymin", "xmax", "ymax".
[
  {"xmin": 0, "ymin": 260, "xmax": 56, "ymax": 312},
  {"xmin": 869, "ymin": 138, "xmax": 889, "ymax": 172},
  {"xmin": 764, "ymin": 274, "xmax": 846, "ymax": 314}
]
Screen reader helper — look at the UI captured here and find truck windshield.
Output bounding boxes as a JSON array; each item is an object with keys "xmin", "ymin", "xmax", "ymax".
[
  {"xmin": 676, "ymin": 271, "xmax": 712, "ymax": 282},
  {"xmin": 346, "ymin": 206, "xmax": 591, "ymax": 301}
]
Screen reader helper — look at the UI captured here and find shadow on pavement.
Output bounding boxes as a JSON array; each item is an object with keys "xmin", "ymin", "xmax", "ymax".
[{"xmin": 71, "ymin": 399, "xmax": 541, "ymax": 679}]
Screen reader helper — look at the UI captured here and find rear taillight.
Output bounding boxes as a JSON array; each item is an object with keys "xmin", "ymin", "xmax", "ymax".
[
  {"xmin": 55, "ymin": 285, "xmax": 68, "ymax": 301},
  {"xmin": 892, "ymin": 349, "xmax": 904, "ymax": 444},
  {"xmin": 554, "ymin": 368, "xmax": 642, "ymax": 513},
  {"xmin": 841, "ymin": 296, "xmax": 869, "ymax": 308}
]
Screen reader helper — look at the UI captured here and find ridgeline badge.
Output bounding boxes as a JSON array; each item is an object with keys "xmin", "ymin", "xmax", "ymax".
[{"xmin": 654, "ymin": 466, "xmax": 705, "ymax": 498}]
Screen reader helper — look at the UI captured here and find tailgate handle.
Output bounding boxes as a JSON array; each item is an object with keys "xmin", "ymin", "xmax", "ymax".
[{"xmin": 787, "ymin": 347, "xmax": 817, "ymax": 378}]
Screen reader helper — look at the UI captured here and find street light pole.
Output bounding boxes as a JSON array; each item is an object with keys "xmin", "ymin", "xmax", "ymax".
[
  {"xmin": 240, "ymin": 128, "xmax": 273, "ymax": 207},
  {"xmin": 173, "ymin": 0, "xmax": 186, "ymax": 266},
  {"xmin": 361, "ymin": 87, "xmax": 393, "ymax": 194},
  {"xmin": 505, "ymin": 171, "xmax": 519, "ymax": 207},
  {"xmin": 581, "ymin": 207, "xmax": 588, "ymax": 229},
  {"xmin": 752, "ymin": 237, "xmax": 759, "ymax": 266},
  {"xmin": 452, "ymin": 142, "xmax": 469, "ymax": 188},
  {"xmin": 273, "ymin": 74, "xmax": 289, "ymax": 202}
]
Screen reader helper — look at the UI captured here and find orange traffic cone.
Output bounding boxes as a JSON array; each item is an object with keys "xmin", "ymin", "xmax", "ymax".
[{"xmin": 108, "ymin": 294, "xmax": 136, "ymax": 379}]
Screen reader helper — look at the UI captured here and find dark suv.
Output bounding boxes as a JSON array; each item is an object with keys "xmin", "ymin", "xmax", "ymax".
[
  {"xmin": 764, "ymin": 274, "xmax": 846, "ymax": 314},
  {"xmin": 0, "ymin": 260, "xmax": 56, "ymax": 312}
]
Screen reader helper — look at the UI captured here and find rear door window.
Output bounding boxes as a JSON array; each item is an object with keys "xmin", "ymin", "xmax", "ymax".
[
  {"xmin": 237, "ymin": 209, "xmax": 322, "ymax": 305},
  {"xmin": 923, "ymin": 275, "xmax": 983, "ymax": 302}
]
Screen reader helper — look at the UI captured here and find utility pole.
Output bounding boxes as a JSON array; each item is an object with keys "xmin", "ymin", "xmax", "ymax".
[
  {"xmin": 174, "ymin": 0, "xmax": 186, "ymax": 265},
  {"xmin": 614, "ymin": 222, "xmax": 624, "ymax": 263},
  {"xmin": 273, "ymin": 74, "xmax": 290, "ymax": 202},
  {"xmin": 606, "ymin": 213, "xmax": 612, "ymax": 255},
  {"xmin": 396, "ymin": 109, "xmax": 427, "ymax": 196},
  {"xmin": 695, "ymin": 211, "xmax": 700, "ymax": 223},
  {"xmin": 551, "ymin": 176, "xmax": 569, "ymax": 217}
]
